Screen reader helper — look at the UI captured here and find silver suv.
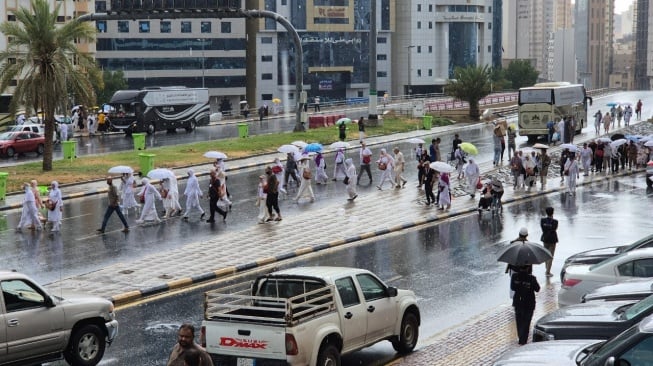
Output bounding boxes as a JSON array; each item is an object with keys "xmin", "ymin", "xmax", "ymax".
[{"xmin": 0, "ymin": 270, "xmax": 118, "ymax": 365}]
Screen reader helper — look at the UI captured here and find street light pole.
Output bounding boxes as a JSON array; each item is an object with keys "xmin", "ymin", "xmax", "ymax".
[
  {"xmin": 406, "ymin": 45, "xmax": 415, "ymax": 98},
  {"xmin": 201, "ymin": 38, "xmax": 205, "ymax": 88}
]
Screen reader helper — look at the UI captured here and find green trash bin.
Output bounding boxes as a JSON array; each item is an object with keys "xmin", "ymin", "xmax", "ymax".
[
  {"xmin": 422, "ymin": 115, "xmax": 433, "ymax": 130},
  {"xmin": 62, "ymin": 140, "xmax": 76, "ymax": 160},
  {"xmin": 132, "ymin": 133, "xmax": 146, "ymax": 150},
  {"xmin": 0, "ymin": 172, "xmax": 8, "ymax": 201},
  {"xmin": 139, "ymin": 153, "xmax": 156, "ymax": 176},
  {"xmin": 237, "ymin": 123, "xmax": 249, "ymax": 138}
]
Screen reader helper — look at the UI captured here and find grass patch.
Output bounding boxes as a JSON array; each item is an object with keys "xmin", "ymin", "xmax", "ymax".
[{"xmin": 2, "ymin": 116, "xmax": 453, "ymax": 193}]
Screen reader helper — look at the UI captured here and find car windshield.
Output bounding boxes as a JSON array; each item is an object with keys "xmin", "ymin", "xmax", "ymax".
[
  {"xmin": 623, "ymin": 294, "xmax": 653, "ymax": 321},
  {"xmin": 0, "ymin": 132, "xmax": 14, "ymax": 141},
  {"xmin": 589, "ymin": 251, "xmax": 630, "ymax": 271},
  {"xmin": 582, "ymin": 325, "xmax": 639, "ymax": 364},
  {"xmin": 621, "ymin": 235, "xmax": 653, "ymax": 253}
]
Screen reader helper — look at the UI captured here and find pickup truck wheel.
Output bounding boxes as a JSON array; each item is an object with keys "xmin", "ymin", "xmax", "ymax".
[
  {"xmin": 316, "ymin": 344, "xmax": 340, "ymax": 366},
  {"xmin": 185, "ymin": 120, "xmax": 196, "ymax": 132},
  {"xmin": 392, "ymin": 312, "xmax": 419, "ymax": 354},
  {"xmin": 64, "ymin": 324, "xmax": 106, "ymax": 366}
]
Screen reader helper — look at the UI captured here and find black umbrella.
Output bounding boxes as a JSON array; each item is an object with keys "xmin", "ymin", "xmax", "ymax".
[
  {"xmin": 611, "ymin": 133, "xmax": 625, "ymax": 141},
  {"xmin": 497, "ymin": 241, "xmax": 552, "ymax": 266}
]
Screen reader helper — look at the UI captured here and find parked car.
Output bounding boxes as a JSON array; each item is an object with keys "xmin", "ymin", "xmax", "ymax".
[
  {"xmin": 0, "ymin": 270, "xmax": 118, "ymax": 365},
  {"xmin": 647, "ymin": 161, "xmax": 653, "ymax": 187},
  {"xmin": 5, "ymin": 123, "xmax": 46, "ymax": 135},
  {"xmin": 0, "ymin": 131, "xmax": 45, "ymax": 158},
  {"xmin": 582, "ymin": 279, "xmax": 653, "ymax": 303},
  {"xmin": 533, "ymin": 294, "xmax": 653, "ymax": 342},
  {"xmin": 561, "ymin": 234, "xmax": 653, "ymax": 281},
  {"xmin": 494, "ymin": 315, "xmax": 653, "ymax": 366},
  {"xmin": 559, "ymin": 248, "xmax": 653, "ymax": 307}
]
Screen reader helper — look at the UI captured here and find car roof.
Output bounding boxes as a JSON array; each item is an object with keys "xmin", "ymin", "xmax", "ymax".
[
  {"xmin": 270, "ymin": 266, "xmax": 372, "ymax": 282},
  {"xmin": 640, "ymin": 314, "xmax": 653, "ymax": 333},
  {"xmin": 592, "ymin": 247, "xmax": 653, "ymax": 268}
]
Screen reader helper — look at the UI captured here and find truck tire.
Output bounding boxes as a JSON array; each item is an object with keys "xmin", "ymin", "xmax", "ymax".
[
  {"xmin": 185, "ymin": 119, "xmax": 196, "ymax": 132},
  {"xmin": 6, "ymin": 147, "xmax": 15, "ymax": 158},
  {"xmin": 36, "ymin": 144, "xmax": 45, "ymax": 155},
  {"xmin": 392, "ymin": 312, "xmax": 419, "ymax": 354},
  {"xmin": 64, "ymin": 324, "xmax": 106, "ymax": 366},
  {"xmin": 146, "ymin": 123, "xmax": 156, "ymax": 135},
  {"xmin": 316, "ymin": 344, "xmax": 340, "ymax": 366}
]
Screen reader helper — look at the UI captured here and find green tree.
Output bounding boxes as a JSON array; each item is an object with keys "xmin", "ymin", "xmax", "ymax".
[
  {"xmin": 445, "ymin": 65, "xmax": 492, "ymax": 120},
  {"xmin": 94, "ymin": 70, "xmax": 127, "ymax": 105},
  {"xmin": 0, "ymin": 0, "xmax": 98, "ymax": 171},
  {"xmin": 505, "ymin": 60, "xmax": 539, "ymax": 89}
]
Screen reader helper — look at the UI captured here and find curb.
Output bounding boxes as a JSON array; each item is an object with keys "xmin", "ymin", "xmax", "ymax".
[{"xmin": 108, "ymin": 166, "xmax": 642, "ymax": 306}]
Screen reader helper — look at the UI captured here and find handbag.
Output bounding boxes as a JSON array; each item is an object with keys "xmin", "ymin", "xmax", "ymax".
[
  {"xmin": 161, "ymin": 189, "xmax": 168, "ymax": 199},
  {"xmin": 271, "ymin": 165, "xmax": 282, "ymax": 174},
  {"xmin": 378, "ymin": 162, "xmax": 387, "ymax": 171},
  {"xmin": 362, "ymin": 155, "xmax": 371, "ymax": 164},
  {"xmin": 302, "ymin": 169, "xmax": 312, "ymax": 180},
  {"xmin": 476, "ymin": 178, "xmax": 482, "ymax": 190},
  {"xmin": 343, "ymin": 176, "xmax": 350, "ymax": 185}
]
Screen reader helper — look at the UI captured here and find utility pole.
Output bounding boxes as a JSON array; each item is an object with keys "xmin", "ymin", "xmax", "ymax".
[{"xmin": 368, "ymin": 0, "xmax": 378, "ymax": 121}]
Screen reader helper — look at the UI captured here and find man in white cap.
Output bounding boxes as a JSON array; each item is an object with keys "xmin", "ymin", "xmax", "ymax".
[{"xmin": 182, "ymin": 169, "xmax": 205, "ymax": 220}]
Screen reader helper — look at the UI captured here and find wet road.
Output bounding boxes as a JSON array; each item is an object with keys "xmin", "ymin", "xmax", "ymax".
[
  {"xmin": 3, "ymin": 90, "xmax": 651, "ymax": 167},
  {"xmin": 49, "ymin": 173, "xmax": 653, "ymax": 366}
]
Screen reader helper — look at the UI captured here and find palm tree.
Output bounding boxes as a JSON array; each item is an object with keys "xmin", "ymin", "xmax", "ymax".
[
  {"xmin": 0, "ymin": 0, "xmax": 99, "ymax": 171},
  {"xmin": 445, "ymin": 65, "xmax": 492, "ymax": 120}
]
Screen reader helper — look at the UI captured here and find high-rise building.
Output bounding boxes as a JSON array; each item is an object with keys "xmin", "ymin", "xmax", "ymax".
[
  {"xmin": 393, "ymin": 0, "xmax": 497, "ymax": 97},
  {"xmin": 575, "ymin": 0, "xmax": 614, "ymax": 89},
  {"xmin": 634, "ymin": 0, "xmax": 650, "ymax": 90}
]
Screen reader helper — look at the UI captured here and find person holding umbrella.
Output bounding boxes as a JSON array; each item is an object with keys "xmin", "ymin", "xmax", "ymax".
[
  {"xmin": 120, "ymin": 172, "xmax": 140, "ymax": 215},
  {"xmin": 511, "ymin": 264, "xmax": 541, "ymax": 345}
]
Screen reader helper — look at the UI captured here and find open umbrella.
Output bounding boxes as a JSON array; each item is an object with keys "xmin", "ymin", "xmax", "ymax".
[
  {"xmin": 304, "ymin": 143, "xmax": 323, "ymax": 153},
  {"xmin": 460, "ymin": 142, "xmax": 478, "ymax": 155},
  {"xmin": 560, "ymin": 143, "xmax": 579, "ymax": 152},
  {"xmin": 625, "ymin": 135, "xmax": 641, "ymax": 142},
  {"xmin": 147, "ymin": 168, "xmax": 175, "ymax": 180},
  {"xmin": 645, "ymin": 141, "xmax": 653, "ymax": 148},
  {"xmin": 611, "ymin": 133, "xmax": 625, "ymax": 141},
  {"xmin": 204, "ymin": 151, "xmax": 228, "ymax": 159},
  {"xmin": 429, "ymin": 161, "xmax": 455, "ymax": 173},
  {"xmin": 329, "ymin": 141, "xmax": 351, "ymax": 149},
  {"xmin": 336, "ymin": 117, "xmax": 352, "ymax": 125},
  {"xmin": 533, "ymin": 143, "xmax": 550, "ymax": 150},
  {"xmin": 610, "ymin": 139, "xmax": 628, "ymax": 148},
  {"xmin": 606, "ymin": 102, "xmax": 619, "ymax": 107},
  {"xmin": 597, "ymin": 137, "xmax": 612, "ymax": 143},
  {"xmin": 272, "ymin": 98, "xmax": 282, "ymax": 104},
  {"xmin": 291, "ymin": 140, "xmax": 308, "ymax": 148},
  {"xmin": 407, "ymin": 138, "xmax": 425, "ymax": 144},
  {"xmin": 108, "ymin": 165, "xmax": 134, "ymax": 174},
  {"xmin": 278, "ymin": 144, "xmax": 299, "ymax": 154},
  {"xmin": 497, "ymin": 241, "xmax": 552, "ymax": 266}
]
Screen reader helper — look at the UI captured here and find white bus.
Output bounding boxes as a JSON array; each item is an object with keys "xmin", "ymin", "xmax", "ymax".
[{"xmin": 518, "ymin": 82, "xmax": 592, "ymax": 142}]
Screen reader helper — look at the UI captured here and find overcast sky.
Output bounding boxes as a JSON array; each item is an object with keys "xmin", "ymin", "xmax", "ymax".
[{"xmin": 615, "ymin": 0, "xmax": 634, "ymax": 14}]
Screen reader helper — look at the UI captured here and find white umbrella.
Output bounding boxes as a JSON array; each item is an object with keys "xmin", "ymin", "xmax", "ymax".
[
  {"xmin": 597, "ymin": 137, "xmax": 612, "ymax": 143},
  {"xmin": 204, "ymin": 151, "xmax": 228, "ymax": 159},
  {"xmin": 559, "ymin": 143, "xmax": 579, "ymax": 152},
  {"xmin": 278, "ymin": 144, "xmax": 299, "ymax": 154},
  {"xmin": 108, "ymin": 165, "xmax": 134, "ymax": 174},
  {"xmin": 329, "ymin": 141, "xmax": 351, "ymax": 149},
  {"xmin": 429, "ymin": 161, "xmax": 455, "ymax": 173},
  {"xmin": 407, "ymin": 138, "xmax": 426, "ymax": 144},
  {"xmin": 147, "ymin": 168, "xmax": 175, "ymax": 180},
  {"xmin": 610, "ymin": 139, "xmax": 628, "ymax": 148},
  {"xmin": 645, "ymin": 140, "xmax": 653, "ymax": 147},
  {"xmin": 291, "ymin": 140, "xmax": 307, "ymax": 148},
  {"xmin": 533, "ymin": 143, "xmax": 550, "ymax": 149}
]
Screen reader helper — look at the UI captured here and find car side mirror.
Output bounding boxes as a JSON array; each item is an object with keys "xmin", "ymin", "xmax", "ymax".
[
  {"xmin": 386, "ymin": 287, "xmax": 398, "ymax": 297},
  {"xmin": 44, "ymin": 295, "xmax": 55, "ymax": 308}
]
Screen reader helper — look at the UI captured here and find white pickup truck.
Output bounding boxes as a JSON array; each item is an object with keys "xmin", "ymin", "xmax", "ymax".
[
  {"xmin": 0, "ymin": 270, "xmax": 118, "ymax": 366},
  {"xmin": 201, "ymin": 266, "xmax": 420, "ymax": 366}
]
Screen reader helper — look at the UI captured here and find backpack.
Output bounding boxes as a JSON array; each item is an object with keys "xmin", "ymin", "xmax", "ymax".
[{"xmin": 595, "ymin": 149, "xmax": 604, "ymax": 158}]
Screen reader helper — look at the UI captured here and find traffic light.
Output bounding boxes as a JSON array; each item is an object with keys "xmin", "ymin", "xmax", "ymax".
[{"xmin": 109, "ymin": 0, "xmax": 241, "ymax": 13}]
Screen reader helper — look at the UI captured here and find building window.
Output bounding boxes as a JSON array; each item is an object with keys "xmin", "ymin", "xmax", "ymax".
[
  {"xmin": 377, "ymin": 37, "xmax": 387, "ymax": 43},
  {"xmin": 488, "ymin": 45, "xmax": 491, "ymax": 53},
  {"xmin": 56, "ymin": 16, "xmax": 65, "ymax": 23},
  {"xmin": 429, "ymin": 21, "xmax": 433, "ymax": 29},
  {"xmin": 118, "ymin": 21, "xmax": 129, "ymax": 33},
  {"xmin": 96, "ymin": 21, "xmax": 107, "ymax": 33},
  {"xmin": 221, "ymin": 22, "xmax": 232, "ymax": 33},
  {"xmin": 417, "ymin": 46, "xmax": 421, "ymax": 53},
  {"xmin": 489, "ymin": 6, "xmax": 492, "ymax": 13},
  {"xmin": 429, "ymin": 4, "xmax": 433, "ymax": 12},
  {"xmin": 377, "ymin": 71, "xmax": 387, "ymax": 77},
  {"xmin": 7, "ymin": 14, "xmax": 16, "ymax": 21},
  {"xmin": 262, "ymin": 73, "xmax": 273, "ymax": 80},
  {"xmin": 417, "ymin": 21, "xmax": 421, "ymax": 29},
  {"xmin": 95, "ymin": 1, "xmax": 106, "ymax": 12},
  {"xmin": 201, "ymin": 21, "xmax": 211, "ymax": 33},
  {"xmin": 261, "ymin": 37, "xmax": 273, "ymax": 44},
  {"xmin": 428, "ymin": 46, "xmax": 433, "ymax": 53},
  {"xmin": 417, "ymin": 4, "xmax": 421, "ymax": 11},
  {"xmin": 281, "ymin": 0, "xmax": 287, "ymax": 4},
  {"xmin": 8, "ymin": 58, "xmax": 16, "ymax": 64},
  {"xmin": 417, "ymin": 69, "xmax": 422, "ymax": 77},
  {"xmin": 428, "ymin": 69, "xmax": 432, "ymax": 77},
  {"xmin": 488, "ymin": 22, "xmax": 492, "ymax": 30},
  {"xmin": 181, "ymin": 21, "xmax": 192, "ymax": 33},
  {"xmin": 139, "ymin": 21, "xmax": 150, "ymax": 33},
  {"xmin": 261, "ymin": 55, "xmax": 273, "ymax": 62},
  {"xmin": 377, "ymin": 54, "xmax": 387, "ymax": 61},
  {"xmin": 160, "ymin": 21, "xmax": 171, "ymax": 33},
  {"xmin": 10, "ymin": 79, "xmax": 17, "ymax": 87}
]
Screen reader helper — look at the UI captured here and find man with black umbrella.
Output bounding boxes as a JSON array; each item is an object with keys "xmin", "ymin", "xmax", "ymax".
[{"xmin": 511, "ymin": 264, "xmax": 540, "ymax": 345}]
